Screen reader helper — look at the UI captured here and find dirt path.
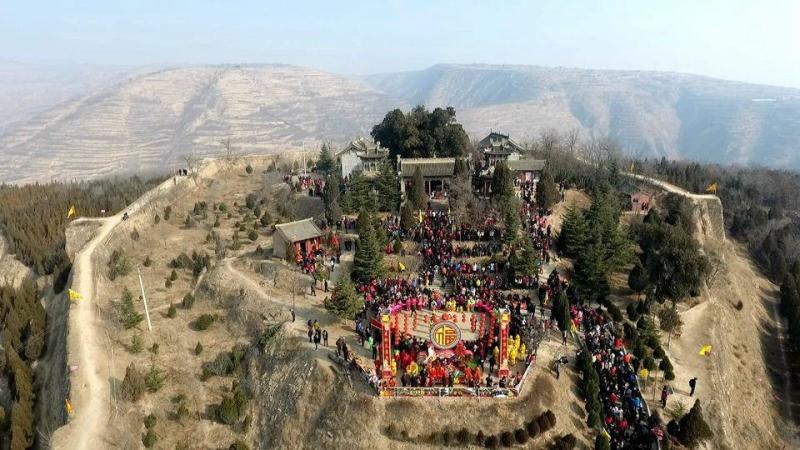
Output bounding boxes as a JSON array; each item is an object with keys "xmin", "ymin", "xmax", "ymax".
[
  {"xmin": 623, "ymin": 172, "xmax": 799, "ymax": 447},
  {"xmin": 51, "ymin": 176, "xmax": 185, "ymax": 450},
  {"xmin": 626, "ymin": 172, "xmax": 718, "ymax": 200}
]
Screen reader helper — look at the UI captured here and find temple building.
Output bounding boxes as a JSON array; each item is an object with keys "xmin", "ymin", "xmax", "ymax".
[
  {"xmin": 396, "ymin": 156, "xmax": 457, "ymax": 197},
  {"xmin": 272, "ymin": 218, "xmax": 323, "ymax": 261},
  {"xmin": 478, "ymin": 132, "xmax": 524, "ymax": 168},
  {"xmin": 337, "ymin": 137, "xmax": 389, "ymax": 178}
]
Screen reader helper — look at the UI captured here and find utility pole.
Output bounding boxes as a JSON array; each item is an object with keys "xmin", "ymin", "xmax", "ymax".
[
  {"xmin": 137, "ymin": 266, "xmax": 153, "ymax": 332},
  {"xmin": 302, "ymin": 142, "xmax": 307, "ymax": 176}
]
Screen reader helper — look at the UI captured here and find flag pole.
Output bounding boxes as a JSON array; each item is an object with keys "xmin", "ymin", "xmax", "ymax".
[{"xmin": 137, "ymin": 266, "xmax": 153, "ymax": 332}]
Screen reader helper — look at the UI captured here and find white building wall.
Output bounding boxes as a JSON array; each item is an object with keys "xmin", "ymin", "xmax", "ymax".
[{"xmin": 340, "ymin": 152, "xmax": 362, "ymax": 178}]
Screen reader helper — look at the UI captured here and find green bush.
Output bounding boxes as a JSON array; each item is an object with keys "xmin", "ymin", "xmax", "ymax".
[
  {"xmin": 247, "ymin": 230, "xmax": 258, "ymax": 241},
  {"xmin": 514, "ymin": 428, "xmax": 529, "ymax": 444},
  {"xmin": 118, "ymin": 286, "xmax": 144, "ymax": 329},
  {"xmin": 182, "ymin": 292, "xmax": 195, "ymax": 309},
  {"xmin": 537, "ymin": 413, "xmax": 551, "ymax": 432},
  {"xmin": 456, "ymin": 428, "xmax": 471, "ymax": 445},
  {"xmin": 164, "ymin": 206, "xmax": 172, "ymax": 220},
  {"xmin": 167, "ymin": 303, "xmax": 177, "ymax": 318},
  {"xmin": 526, "ymin": 419, "xmax": 540, "ymax": 437},
  {"xmin": 130, "ymin": 334, "xmax": 144, "ymax": 354},
  {"xmin": 176, "ymin": 403, "xmax": 190, "ymax": 421},
  {"xmin": 216, "ymin": 385, "xmax": 248, "ymax": 425},
  {"xmin": 661, "ymin": 357, "xmax": 676, "ymax": 380},
  {"xmin": 142, "ymin": 429, "xmax": 157, "ymax": 448},
  {"xmin": 195, "ymin": 342, "xmax": 204, "ymax": 355},
  {"xmin": 626, "ymin": 303, "xmax": 640, "ymax": 321},
  {"xmin": 245, "ymin": 165, "xmax": 253, "ymax": 174},
  {"xmin": 230, "ymin": 440, "xmax": 250, "ymax": 450},
  {"xmin": 144, "ymin": 413, "xmax": 157, "ymax": 429},
  {"xmin": 165, "ymin": 278, "xmax": 173, "ymax": 289},
  {"xmin": 475, "ymin": 430, "xmax": 486, "ymax": 446},
  {"xmin": 108, "ymin": 249, "xmax": 132, "ymax": 280},
  {"xmin": 170, "ymin": 269, "xmax": 178, "ymax": 281},
  {"xmin": 544, "ymin": 410, "xmax": 557, "ymax": 428},
  {"xmin": 500, "ymin": 431, "xmax": 514, "ymax": 447},
  {"xmin": 143, "ymin": 255, "xmax": 152, "ymax": 267},
  {"xmin": 150, "ymin": 343, "xmax": 159, "ymax": 355},
  {"xmin": 154, "ymin": 214, "xmax": 161, "ymax": 225},
  {"xmin": 484, "ymin": 435, "xmax": 499, "ymax": 449},
  {"xmin": 194, "ymin": 314, "xmax": 215, "ymax": 330},
  {"xmin": 121, "ymin": 363, "xmax": 146, "ymax": 401},
  {"xmin": 145, "ymin": 364, "xmax": 164, "ymax": 392},
  {"xmin": 607, "ymin": 303, "xmax": 623, "ymax": 322},
  {"xmin": 595, "ymin": 434, "xmax": 610, "ymax": 450}
]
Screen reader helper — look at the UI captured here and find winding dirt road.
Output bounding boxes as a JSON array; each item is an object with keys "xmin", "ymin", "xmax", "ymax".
[{"xmin": 51, "ymin": 176, "xmax": 182, "ymax": 450}]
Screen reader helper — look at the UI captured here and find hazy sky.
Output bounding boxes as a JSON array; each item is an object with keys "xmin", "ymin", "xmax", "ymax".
[{"xmin": 2, "ymin": 0, "xmax": 799, "ymax": 87}]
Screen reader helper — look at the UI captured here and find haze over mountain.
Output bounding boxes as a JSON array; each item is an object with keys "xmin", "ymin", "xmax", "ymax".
[{"xmin": 1, "ymin": 62, "xmax": 799, "ymax": 184}]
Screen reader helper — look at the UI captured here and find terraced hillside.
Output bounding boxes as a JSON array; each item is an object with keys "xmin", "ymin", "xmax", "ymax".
[
  {"xmin": 3, "ymin": 63, "xmax": 800, "ymax": 184},
  {"xmin": 0, "ymin": 65, "xmax": 398, "ymax": 183},
  {"xmin": 366, "ymin": 64, "xmax": 800, "ymax": 167}
]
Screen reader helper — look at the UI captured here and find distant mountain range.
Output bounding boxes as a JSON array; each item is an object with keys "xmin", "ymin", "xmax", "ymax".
[{"xmin": 1, "ymin": 62, "xmax": 799, "ymax": 184}]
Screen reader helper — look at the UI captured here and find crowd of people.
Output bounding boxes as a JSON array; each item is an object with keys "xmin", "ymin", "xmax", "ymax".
[
  {"xmin": 573, "ymin": 305, "xmax": 662, "ymax": 449},
  {"xmin": 285, "ymin": 174, "xmax": 326, "ymax": 196},
  {"xmin": 346, "ymin": 189, "xmax": 560, "ymax": 390}
]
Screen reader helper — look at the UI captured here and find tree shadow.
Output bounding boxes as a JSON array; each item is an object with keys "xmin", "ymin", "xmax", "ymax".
[{"xmin": 757, "ymin": 287, "xmax": 800, "ymax": 443}]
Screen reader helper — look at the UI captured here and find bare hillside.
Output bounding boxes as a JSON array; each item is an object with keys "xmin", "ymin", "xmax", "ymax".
[
  {"xmin": 0, "ymin": 65, "xmax": 397, "ymax": 184},
  {"xmin": 3, "ymin": 63, "xmax": 800, "ymax": 184},
  {"xmin": 366, "ymin": 64, "xmax": 800, "ymax": 168}
]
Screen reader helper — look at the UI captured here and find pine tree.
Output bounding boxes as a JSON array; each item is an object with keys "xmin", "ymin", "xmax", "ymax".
[
  {"xmin": 628, "ymin": 262, "xmax": 649, "ymax": 299},
  {"xmin": 119, "ymin": 287, "xmax": 143, "ymax": 329},
  {"xmin": 510, "ymin": 235, "xmax": 539, "ymax": 279},
  {"xmin": 534, "ymin": 169, "xmax": 560, "ymax": 209},
  {"xmin": 317, "ymin": 143, "xmax": 335, "ymax": 175},
  {"xmin": 557, "ymin": 205, "xmax": 588, "ymax": 257},
  {"xmin": 410, "ymin": 167, "xmax": 427, "ymax": 211},
  {"xmin": 677, "ymin": 400, "xmax": 713, "ymax": 446},
  {"xmin": 551, "ymin": 288, "xmax": 571, "ymax": 332},
  {"xmin": 352, "ymin": 210, "xmax": 385, "ymax": 282},
  {"xmin": 502, "ymin": 197, "xmax": 521, "ymax": 245},
  {"xmin": 573, "ymin": 240, "xmax": 610, "ymax": 303},
  {"xmin": 400, "ymin": 201, "xmax": 416, "ymax": 232},
  {"xmin": 323, "ymin": 174, "xmax": 343, "ymax": 223},
  {"xmin": 325, "ymin": 276, "xmax": 364, "ymax": 319},
  {"xmin": 376, "ymin": 163, "xmax": 400, "ymax": 212},
  {"xmin": 491, "ymin": 161, "xmax": 514, "ymax": 200}
]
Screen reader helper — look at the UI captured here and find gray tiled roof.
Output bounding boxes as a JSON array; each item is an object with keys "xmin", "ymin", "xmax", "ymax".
[
  {"xmin": 275, "ymin": 218, "xmax": 322, "ymax": 242},
  {"xmin": 400, "ymin": 158, "xmax": 456, "ymax": 178},
  {"xmin": 507, "ymin": 159, "xmax": 546, "ymax": 172}
]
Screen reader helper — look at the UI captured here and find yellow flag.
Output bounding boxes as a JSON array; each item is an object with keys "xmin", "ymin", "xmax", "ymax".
[
  {"xmin": 601, "ymin": 428, "xmax": 611, "ymax": 440},
  {"xmin": 68, "ymin": 289, "xmax": 83, "ymax": 302},
  {"xmin": 699, "ymin": 344, "xmax": 712, "ymax": 356},
  {"xmin": 65, "ymin": 399, "xmax": 74, "ymax": 415},
  {"xmin": 418, "ymin": 210, "xmax": 423, "ymax": 223},
  {"xmin": 67, "ymin": 205, "xmax": 76, "ymax": 218},
  {"xmin": 570, "ymin": 322, "xmax": 577, "ymax": 333},
  {"xmin": 399, "ymin": 262, "xmax": 406, "ymax": 271},
  {"xmin": 705, "ymin": 183, "xmax": 717, "ymax": 194},
  {"xmin": 639, "ymin": 368, "xmax": 649, "ymax": 379}
]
